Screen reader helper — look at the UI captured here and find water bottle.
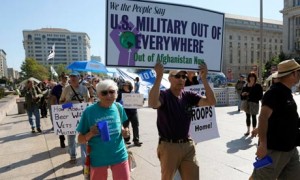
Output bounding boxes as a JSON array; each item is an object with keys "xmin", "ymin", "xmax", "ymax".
[{"xmin": 253, "ymin": 155, "xmax": 272, "ymax": 169}]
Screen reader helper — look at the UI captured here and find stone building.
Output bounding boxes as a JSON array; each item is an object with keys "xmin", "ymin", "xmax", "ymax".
[
  {"xmin": 223, "ymin": 14, "xmax": 283, "ymax": 81},
  {"xmin": 23, "ymin": 28, "xmax": 91, "ymax": 67}
]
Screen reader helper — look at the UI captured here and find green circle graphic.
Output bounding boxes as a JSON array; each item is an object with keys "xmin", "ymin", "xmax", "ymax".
[{"xmin": 119, "ymin": 31, "xmax": 135, "ymax": 49}]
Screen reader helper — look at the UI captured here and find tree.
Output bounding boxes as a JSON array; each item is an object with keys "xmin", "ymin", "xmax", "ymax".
[
  {"xmin": 20, "ymin": 58, "xmax": 49, "ymax": 81},
  {"xmin": 56, "ymin": 64, "xmax": 70, "ymax": 76}
]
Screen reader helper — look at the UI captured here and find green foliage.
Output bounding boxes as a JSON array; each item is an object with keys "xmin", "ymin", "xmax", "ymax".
[
  {"xmin": 20, "ymin": 58, "xmax": 49, "ymax": 81},
  {"xmin": 263, "ymin": 52, "xmax": 289, "ymax": 79},
  {"xmin": 56, "ymin": 64, "xmax": 70, "ymax": 76}
]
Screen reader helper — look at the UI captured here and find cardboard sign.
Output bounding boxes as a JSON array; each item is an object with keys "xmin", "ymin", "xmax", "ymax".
[
  {"xmin": 106, "ymin": 0, "xmax": 224, "ymax": 71},
  {"xmin": 185, "ymin": 84, "xmax": 220, "ymax": 143},
  {"xmin": 51, "ymin": 103, "xmax": 90, "ymax": 135},
  {"xmin": 189, "ymin": 106, "xmax": 219, "ymax": 143},
  {"xmin": 122, "ymin": 93, "xmax": 144, "ymax": 109}
]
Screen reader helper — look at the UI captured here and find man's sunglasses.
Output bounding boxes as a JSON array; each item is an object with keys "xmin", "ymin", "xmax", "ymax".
[
  {"xmin": 101, "ymin": 90, "xmax": 116, "ymax": 96},
  {"xmin": 171, "ymin": 74, "xmax": 187, "ymax": 80}
]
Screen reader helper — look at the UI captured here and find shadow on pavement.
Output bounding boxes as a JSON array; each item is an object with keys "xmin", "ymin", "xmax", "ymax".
[
  {"xmin": 0, "ymin": 131, "xmax": 43, "ymax": 144},
  {"xmin": 32, "ymin": 161, "xmax": 82, "ymax": 180},
  {"xmin": 227, "ymin": 110, "xmax": 243, "ymax": 115},
  {"xmin": 0, "ymin": 119, "xmax": 28, "ymax": 126},
  {"xmin": 0, "ymin": 147, "xmax": 66, "ymax": 174},
  {"xmin": 226, "ymin": 136, "xmax": 257, "ymax": 154}
]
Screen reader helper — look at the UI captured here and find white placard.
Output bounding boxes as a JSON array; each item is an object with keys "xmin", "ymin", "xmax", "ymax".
[
  {"xmin": 189, "ymin": 106, "xmax": 219, "ymax": 143},
  {"xmin": 185, "ymin": 84, "xmax": 220, "ymax": 143},
  {"xmin": 122, "ymin": 93, "xmax": 144, "ymax": 109},
  {"xmin": 106, "ymin": 0, "xmax": 224, "ymax": 71},
  {"xmin": 51, "ymin": 103, "xmax": 90, "ymax": 135}
]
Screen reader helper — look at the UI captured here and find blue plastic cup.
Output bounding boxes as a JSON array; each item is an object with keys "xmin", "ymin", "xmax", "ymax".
[
  {"xmin": 253, "ymin": 156, "xmax": 272, "ymax": 169},
  {"xmin": 97, "ymin": 121, "xmax": 110, "ymax": 142}
]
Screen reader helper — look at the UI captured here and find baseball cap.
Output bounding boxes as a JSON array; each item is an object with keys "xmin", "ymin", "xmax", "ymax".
[
  {"xmin": 70, "ymin": 71, "xmax": 80, "ymax": 77},
  {"xmin": 169, "ymin": 70, "xmax": 187, "ymax": 77}
]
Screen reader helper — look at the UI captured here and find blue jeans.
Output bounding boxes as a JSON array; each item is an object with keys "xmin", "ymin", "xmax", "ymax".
[
  {"xmin": 27, "ymin": 106, "xmax": 41, "ymax": 128},
  {"xmin": 237, "ymin": 93, "xmax": 242, "ymax": 110},
  {"xmin": 80, "ymin": 144, "xmax": 87, "ymax": 167},
  {"xmin": 67, "ymin": 135, "xmax": 77, "ymax": 158},
  {"xmin": 67, "ymin": 135, "xmax": 87, "ymax": 166}
]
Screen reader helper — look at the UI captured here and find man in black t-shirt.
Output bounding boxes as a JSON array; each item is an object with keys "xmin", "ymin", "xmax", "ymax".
[{"xmin": 252, "ymin": 59, "xmax": 300, "ymax": 179}]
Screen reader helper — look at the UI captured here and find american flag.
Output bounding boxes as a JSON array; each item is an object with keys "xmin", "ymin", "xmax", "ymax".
[{"xmin": 47, "ymin": 44, "xmax": 55, "ymax": 60}]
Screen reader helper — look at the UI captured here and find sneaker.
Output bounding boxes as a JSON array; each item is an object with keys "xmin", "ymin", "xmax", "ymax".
[
  {"xmin": 70, "ymin": 157, "xmax": 77, "ymax": 164},
  {"xmin": 134, "ymin": 141, "xmax": 143, "ymax": 147},
  {"xmin": 37, "ymin": 128, "xmax": 42, "ymax": 133},
  {"xmin": 31, "ymin": 127, "xmax": 36, "ymax": 133}
]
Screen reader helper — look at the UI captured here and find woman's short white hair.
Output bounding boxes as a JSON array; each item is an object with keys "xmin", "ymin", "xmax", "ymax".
[{"xmin": 96, "ymin": 79, "xmax": 118, "ymax": 97}]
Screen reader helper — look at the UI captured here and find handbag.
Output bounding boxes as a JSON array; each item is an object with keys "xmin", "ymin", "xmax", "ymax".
[
  {"xmin": 241, "ymin": 100, "xmax": 248, "ymax": 112},
  {"xmin": 127, "ymin": 150, "xmax": 137, "ymax": 171},
  {"xmin": 115, "ymin": 102, "xmax": 137, "ymax": 171}
]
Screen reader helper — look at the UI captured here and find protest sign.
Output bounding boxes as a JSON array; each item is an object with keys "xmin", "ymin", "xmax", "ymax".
[
  {"xmin": 106, "ymin": 0, "xmax": 224, "ymax": 71},
  {"xmin": 189, "ymin": 106, "xmax": 219, "ymax": 143},
  {"xmin": 122, "ymin": 93, "xmax": 144, "ymax": 109},
  {"xmin": 185, "ymin": 84, "xmax": 219, "ymax": 143},
  {"xmin": 51, "ymin": 103, "xmax": 90, "ymax": 135}
]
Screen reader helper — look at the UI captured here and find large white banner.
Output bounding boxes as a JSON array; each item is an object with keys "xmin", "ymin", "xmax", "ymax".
[
  {"xmin": 51, "ymin": 103, "xmax": 90, "ymax": 135},
  {"xmin": 106, "ymin": 0, "xmax": 224, "ymax": 71},
  {"xmin": 185, "ymin": 84, "xmax": 220, "ymax": 143}
]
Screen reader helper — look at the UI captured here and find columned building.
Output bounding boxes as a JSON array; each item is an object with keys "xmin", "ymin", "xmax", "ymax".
[
  {"xmin": 0, "ymin": 49, "xmax": 8, "ymax": 78},
  {"xmin": 23, "ymin": 28, "xmax": 91, "ymax": 67},
  {"xmin": 223, "ymin": 14, "xmax": 283, "ymax": 81},
  {"xmin": 281, "ymin": 0, "xmax": 300, "ymax": 56}
]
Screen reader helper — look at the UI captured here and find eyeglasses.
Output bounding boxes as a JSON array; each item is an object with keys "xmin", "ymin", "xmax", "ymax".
[
  {"xmin": 171, "ymin": 74, "xmax": 187, "ymax": 80},
  {"xmin": 101, "ymin": 90, "xmax": 116, "ymax": 96},
  {"xmin": 93, "ymin": 80, "xmax": 99, "ymax": 83}
]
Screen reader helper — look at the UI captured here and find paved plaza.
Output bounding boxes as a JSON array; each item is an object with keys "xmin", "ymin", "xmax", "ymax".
[{"xmin": 0, "ymin": 95, "xmax": 299, "ymax": 180}]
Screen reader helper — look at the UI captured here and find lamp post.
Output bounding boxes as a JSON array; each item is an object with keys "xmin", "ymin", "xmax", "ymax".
[{"xmin": 259, "ymin": 0, "xmax": 263, "ymax": 84}]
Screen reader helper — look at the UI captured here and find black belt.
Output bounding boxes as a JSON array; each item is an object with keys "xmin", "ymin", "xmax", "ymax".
[{"xmin": 159, "ymin": 137, "xmax": 192, "ymax": 144}]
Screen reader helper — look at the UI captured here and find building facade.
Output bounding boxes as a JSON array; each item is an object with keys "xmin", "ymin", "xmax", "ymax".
[
  {"xmin": 223, "ymin": 14, "xmax": 283, "ymax": 81},
  {"xmin": 0, "ymin": 49, "xmax": 8, "ymax": 78},
  {"xmin": 281, "ymin": 0, "xmax": 300, "ymax": 56},
  {"xmin": 23, "ymin": 28, "xmax": 91, "ymax": 67},
  {"xmin": 7, "ymin": 68, "xmax": 19, "ymax": 81}
]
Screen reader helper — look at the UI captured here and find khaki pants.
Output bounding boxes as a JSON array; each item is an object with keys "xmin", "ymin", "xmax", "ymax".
[
  {"xmin": 157, "ymin": 141, "xmax": 199, "ymax": 180},
  {"xmin": 252, "ymin": 148, "xmax": 300, "ymax": 180}
]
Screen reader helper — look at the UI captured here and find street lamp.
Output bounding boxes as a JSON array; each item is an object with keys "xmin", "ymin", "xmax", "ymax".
[{"xmin": 259, "ymin": 0, "xmax": 263, "ymax": 84}]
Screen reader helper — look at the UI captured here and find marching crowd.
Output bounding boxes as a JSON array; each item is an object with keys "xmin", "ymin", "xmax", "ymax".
[{"xmin": 20, "ymin": 59, "xmax": 300, "ymax": 180}]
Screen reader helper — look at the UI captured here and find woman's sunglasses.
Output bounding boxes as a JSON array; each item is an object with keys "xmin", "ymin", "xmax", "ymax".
[
  {"xmin": 101, "ymin": 90, "xmax": 115, "ymax": 96},
  {"xmin": 93, "ymin": 80, "xmax": 99, "ymax": 83}
]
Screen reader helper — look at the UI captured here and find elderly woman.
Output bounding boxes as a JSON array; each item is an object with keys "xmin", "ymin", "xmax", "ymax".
[
  {"xmin": 77, "ymin": 79, "xmax": 130, "ymax": 180},
  {"xmin": 241, "ymin": 72, "xmax": 263, "ymax": 136}
]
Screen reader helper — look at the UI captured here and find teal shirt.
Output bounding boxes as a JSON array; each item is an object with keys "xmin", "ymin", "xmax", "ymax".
[{"xmin": 76, "ymin": 102, "xmax": 128, "ymax": 167}]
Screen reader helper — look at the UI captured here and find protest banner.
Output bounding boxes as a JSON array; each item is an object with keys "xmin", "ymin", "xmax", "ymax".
[
  {"xmin": 106, "ymin": 0, "xmax": 224, "ymax": 71},
  {"xmin": 122, "ymin": 93, "xmax": 144, "ymax": 109},
  {"xmin": 51, "ymin": 103, "xmax": 90, "ymax": 135},
  {"xmin": 185, "ymin": 84, "xmax": 219, "ymax": 143}
]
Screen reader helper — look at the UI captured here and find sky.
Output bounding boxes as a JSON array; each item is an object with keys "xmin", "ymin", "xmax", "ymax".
[{"xmin": 0, "ymin": 0, "xmax": 283, "ymax": 71}]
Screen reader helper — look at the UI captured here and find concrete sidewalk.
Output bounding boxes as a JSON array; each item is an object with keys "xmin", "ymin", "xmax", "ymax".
[{"xmin": 0, "ymin": 95, "xmax": 299, "ymax": 180}]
